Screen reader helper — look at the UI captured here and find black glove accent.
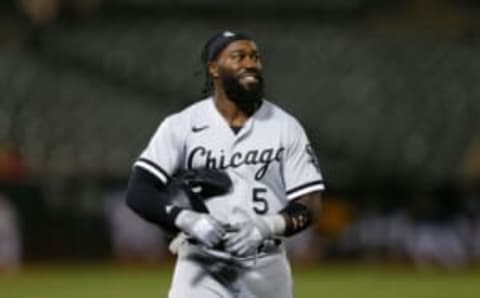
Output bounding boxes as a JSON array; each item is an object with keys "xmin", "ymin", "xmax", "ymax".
[
  {"xmin": 281, "ymin": 201, "xmax": 313, "ymax": 236},
  {"xmin": 169, "ymin": 168, "xmax": 233, "ymax": 213}
]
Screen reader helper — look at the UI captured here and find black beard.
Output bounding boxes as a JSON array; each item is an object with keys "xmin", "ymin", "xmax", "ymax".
[{"xmin": 221, "ymin": 72, "xmax": 265, "ymax": 111}]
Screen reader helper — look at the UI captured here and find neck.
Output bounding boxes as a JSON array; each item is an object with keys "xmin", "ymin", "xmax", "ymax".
[{"xmin": 213, "ymin": 88, "xmax": 255, "ymax": 127}]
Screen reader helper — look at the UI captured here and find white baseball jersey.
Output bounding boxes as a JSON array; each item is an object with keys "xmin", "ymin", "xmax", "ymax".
[{"xmin": 134, "ymin": 97, "xmax": 324, "ymax": 224}]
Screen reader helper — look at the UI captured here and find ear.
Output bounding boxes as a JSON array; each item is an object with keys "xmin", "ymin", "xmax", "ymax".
[{"xmin": 208, "ymin": 61, "xmax": 220, "ymax": 79}]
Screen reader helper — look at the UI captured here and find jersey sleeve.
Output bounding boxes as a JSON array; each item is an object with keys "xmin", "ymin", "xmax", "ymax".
[
  {"xmin": 133, "ymin": 116, "xmax": 184, "ymax": 184},
  {"xmin": 283, "ymin": 120, "xmax": 325, "ymax": 200}
]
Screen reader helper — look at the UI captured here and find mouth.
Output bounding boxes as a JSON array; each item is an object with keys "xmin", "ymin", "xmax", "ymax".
[{"xmin": 238, "ymin": 72, "xmax": 261, "ymax": 84}]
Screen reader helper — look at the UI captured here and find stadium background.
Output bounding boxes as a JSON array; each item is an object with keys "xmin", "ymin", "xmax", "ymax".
[{"xmin": 1, "ymin": 0, "xmax": 480, "ymax": 297}]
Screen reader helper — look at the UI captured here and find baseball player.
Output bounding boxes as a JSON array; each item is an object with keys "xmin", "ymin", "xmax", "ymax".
[{"xmin": 126, "ymin": 30, "xmax": 325, "ymax": 298}]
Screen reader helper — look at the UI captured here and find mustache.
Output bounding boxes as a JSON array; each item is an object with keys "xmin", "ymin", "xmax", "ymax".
[{"xmin": 237, "ymin": 68, "xmax": 263, "ymax": 79}]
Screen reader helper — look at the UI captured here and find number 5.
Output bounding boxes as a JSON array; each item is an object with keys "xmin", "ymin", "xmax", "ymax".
[{"xmin": 252, "ymin": 188, "xmax": 269, "ymax": 214}]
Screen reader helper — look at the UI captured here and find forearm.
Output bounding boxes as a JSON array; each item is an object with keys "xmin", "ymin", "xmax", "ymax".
[
  {"xmin": 250, "ymin": 191, "xmax": 321, "ymax": 238},
  {"xmin": 265, "ymin": 192, "xmax": 321, "ymax": 237},
  {"xmin": 125, "ymin": 167, "xmax": 182, "ymax": 234},
  {"xmin": 278, "ymin": 191, "xmax": 321, "ymax": 236}
]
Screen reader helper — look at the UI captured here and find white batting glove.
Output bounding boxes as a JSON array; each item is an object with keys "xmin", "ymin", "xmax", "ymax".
[
  {"xmin": 174, "ymin": 210, "xmax": 226, "ymax": 248},
  {"xmin": 224, "ymin": 208, "xmax": 286, "ymax": 257}
]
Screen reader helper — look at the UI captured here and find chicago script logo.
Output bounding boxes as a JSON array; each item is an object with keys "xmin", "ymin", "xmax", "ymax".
[{"xmin": 187, "ymin": 146, "xmax": 285, "ymax": 180}]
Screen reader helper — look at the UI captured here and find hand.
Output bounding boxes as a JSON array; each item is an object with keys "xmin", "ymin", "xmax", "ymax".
[
  {"xmin": 224, "ymin": 208, "xmax": 286, "ymax": 257},
  {"xmin": 224, "ymin": 220, "xmax": 264, "ymax": 257},
  {"xmin": 174, "ymin": 210, "xmax": 226, "ymax": 248}
]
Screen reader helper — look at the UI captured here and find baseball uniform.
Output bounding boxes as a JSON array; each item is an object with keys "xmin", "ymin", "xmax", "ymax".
[{"xmin": 134, "ymin": 97, "xmax": 324, "ymax": 297}]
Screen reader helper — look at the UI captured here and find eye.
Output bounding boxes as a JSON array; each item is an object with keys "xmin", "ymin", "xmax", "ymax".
[{"xmin": 231, "ymin": 52, "xmax": 245, "ymax": 62}]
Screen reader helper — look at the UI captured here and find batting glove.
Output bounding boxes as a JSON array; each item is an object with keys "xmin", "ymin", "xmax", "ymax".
[
  {"xmin": 224, "ymin": 208, "xmax": 286, "ymax": 257},
  {"xmin": 175, "ymin": 210, "xmax": 226, "ymax": 248}
]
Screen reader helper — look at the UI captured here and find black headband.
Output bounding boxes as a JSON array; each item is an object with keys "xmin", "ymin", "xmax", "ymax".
[{"xmin": 201, "ymin": 31, "xmax": 253, "ymax": 65}]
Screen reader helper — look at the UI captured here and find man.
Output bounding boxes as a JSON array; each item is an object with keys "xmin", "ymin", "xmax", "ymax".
[{"xmin": 126, "ymin": 30, "xmax": 325, "ymax": 298}]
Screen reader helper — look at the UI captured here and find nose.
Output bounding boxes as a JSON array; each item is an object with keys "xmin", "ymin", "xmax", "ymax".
[{"xmin": 242, "ymin": 56, "xmax": 260, "ymax": 70}]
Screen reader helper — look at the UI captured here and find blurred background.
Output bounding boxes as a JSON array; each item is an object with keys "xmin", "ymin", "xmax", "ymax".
[{"xmin": 1, "ymin": 0, "xmax": 480, "ymax": 296}]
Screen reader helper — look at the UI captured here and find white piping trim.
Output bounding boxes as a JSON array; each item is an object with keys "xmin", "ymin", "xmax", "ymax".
[
  {"xmin": 134, "ymin": 161, "xmax": 169, "ymax": 184},
  {"xmin": 287, "ymin": 183, "xmax": 324, "ymax": 201}
]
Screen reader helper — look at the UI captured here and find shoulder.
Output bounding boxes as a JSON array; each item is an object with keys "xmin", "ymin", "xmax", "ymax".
[
  {"xmin": 177, "ymin": 97, "xmax": 212, "ymax": 117},
  {"xmin": 262, "ymin": 100, "xmax": 305, "ymax": 132},
  {"xmin": 163, "ymin": 97, "xmax": 212, "ymax": 128}
]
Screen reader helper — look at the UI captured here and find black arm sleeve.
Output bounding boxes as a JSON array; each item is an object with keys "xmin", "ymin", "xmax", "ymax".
[{"xmin": 125, "ymin": 167, "xmax": 182, "ymax": 234}]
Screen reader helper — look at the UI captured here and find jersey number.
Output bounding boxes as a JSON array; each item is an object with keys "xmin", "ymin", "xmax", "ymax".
[{"xmin": 252, "ymin": 188, "xmax": 269, "ymax": 214}]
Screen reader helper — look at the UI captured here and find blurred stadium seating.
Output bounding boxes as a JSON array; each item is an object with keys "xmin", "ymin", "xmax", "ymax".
[
  {"xmin": 2, "ymin": 16, "xmax": 479, "ymax": 188},
  {"xmin": 0, "ymin": 0, "xmax": 480, "ymax": 267}
]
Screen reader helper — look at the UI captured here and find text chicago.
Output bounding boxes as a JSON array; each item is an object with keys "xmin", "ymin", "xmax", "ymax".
[{"xmin": 187, "ymin": 146, "xmax": 285, "ymax": 180}]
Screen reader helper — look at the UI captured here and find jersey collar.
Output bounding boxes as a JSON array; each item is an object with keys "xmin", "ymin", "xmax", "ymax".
[{"xmin": 208, "ymin": 97, "xmax": 267, "ymax": 141}]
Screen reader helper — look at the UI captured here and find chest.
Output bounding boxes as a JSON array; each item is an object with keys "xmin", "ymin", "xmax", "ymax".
[{"xmin": 183, "ymin": 125, "xmax": 286, "ymax": 181}]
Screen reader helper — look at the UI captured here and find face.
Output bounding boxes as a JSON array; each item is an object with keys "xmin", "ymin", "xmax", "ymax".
[{"xmin": 209, "ymin": 40, "xmax": 264, "ymax": 107}]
